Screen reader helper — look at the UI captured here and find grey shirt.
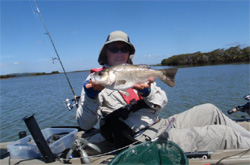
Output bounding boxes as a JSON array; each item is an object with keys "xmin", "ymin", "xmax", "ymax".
[{"xmin": 76, "ymin": 74, "xmax": 168, "ymax": 132}]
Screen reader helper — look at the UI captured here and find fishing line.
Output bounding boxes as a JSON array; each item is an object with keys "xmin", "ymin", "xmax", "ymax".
[
  {"xmin": 30, "ymin": 1, "xmax": 57, "ymax": 64},
  {"xmin": 29, "ymin": 1, "xmax": 40, "ymax": 27},
  {"xmin": 30, "ymin": 0, "xmax": 65, "ymax": 91},
  {"xmin": 32, "ymin": 0, "xmax": 77, "ymax": 100}
]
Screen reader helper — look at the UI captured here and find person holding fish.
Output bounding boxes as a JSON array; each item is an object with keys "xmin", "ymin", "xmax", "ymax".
[{"xmin": 76, "ymin": 31, "xmax": 250, "ymax": 152}]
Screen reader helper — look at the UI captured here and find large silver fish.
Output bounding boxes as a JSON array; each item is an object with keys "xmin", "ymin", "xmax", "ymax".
[{"xmin": 90, "ymin": 64, "xmax": 178, "ymax": 90}]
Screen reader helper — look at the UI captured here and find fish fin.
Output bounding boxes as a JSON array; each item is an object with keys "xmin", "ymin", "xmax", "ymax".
[
  {"xmin": 113, "ymin": 80, "xmax": 128, "ymax": 90},
  {"xmin": 160, "ymin": 68, "xmax": 178, "ymax": 87},
  {"xmin": 116, "ymin": 80, "xmax": 126, "ymax": 85}
]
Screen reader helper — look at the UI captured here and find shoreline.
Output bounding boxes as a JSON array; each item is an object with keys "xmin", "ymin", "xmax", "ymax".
[
  {"xmin": 0, "ymin": 70, "xmax": 90, "ymax": 80},
  {"xmin": 1, "ymin": 62, "xmax": 249, "ymax": 80}
]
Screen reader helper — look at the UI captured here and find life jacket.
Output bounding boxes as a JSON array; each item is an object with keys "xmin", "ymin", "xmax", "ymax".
[
  {"xmin": 119, "ymin": 88, "xmax": 143, "ymax": 104},
  {"xmin": 90, "ymin": 67, "xmax": 143, "ymax": 104},
  {"xmin": 91, "ymin": 67, "xmax": 150, "ymax": 147},
  {"xmin": 90, "ymin": 67, "xmax": 105, "ymax": 73}
]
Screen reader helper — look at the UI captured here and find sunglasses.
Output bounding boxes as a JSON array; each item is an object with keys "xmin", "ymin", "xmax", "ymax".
[{"xmin": 107, "ymin": 46, "xmax": 130, "ymax": 53}]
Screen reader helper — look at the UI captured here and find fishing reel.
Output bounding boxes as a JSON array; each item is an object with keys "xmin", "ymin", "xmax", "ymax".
[
  {"xmin": 64, "ymin": 137, "xmax": 101, "ymax": 164},
  {"xmin": 227, "ymin": 94, "xmax": 250, "ymax": 116},
  {"xmin": 64, "ymin": 96, "xmax": 80, "ymax": 111}
]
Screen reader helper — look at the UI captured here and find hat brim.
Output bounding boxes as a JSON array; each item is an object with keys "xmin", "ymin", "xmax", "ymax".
[{"xmin": 98, "ymin": 39, "xmax": 135, "ymax": 65}]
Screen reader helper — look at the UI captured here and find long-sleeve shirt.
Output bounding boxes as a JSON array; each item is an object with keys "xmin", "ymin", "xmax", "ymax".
[{"xmin": 76, "ymin": 74, "xmax": 168, "ymax": 132}]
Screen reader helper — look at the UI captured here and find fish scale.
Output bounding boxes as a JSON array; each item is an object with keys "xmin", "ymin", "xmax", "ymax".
[{"xmin": 90, "ymin": 64, "xmax": 178, "ymax": 90}]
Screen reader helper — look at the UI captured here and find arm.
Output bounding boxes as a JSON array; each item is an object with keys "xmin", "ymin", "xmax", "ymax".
[
  {"xmin": 133, "ymin": 78, "xmax": 168, "ymax": 111},
  {"xmin": 143, "ymin": 82, "xmax": 168, "ymax": 110},
  {"xmin": 76, "ymin": 75, "xmax": 103, "ymax": 130}
]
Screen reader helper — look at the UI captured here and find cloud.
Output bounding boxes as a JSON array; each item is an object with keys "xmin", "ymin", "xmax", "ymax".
[
  {"xmin": 13, "ymin": 62, "xmax": 20, "ymax": 65},
  {"xmin": 144, "ymin": 54, "xmax": 152, "ymax": 58}
]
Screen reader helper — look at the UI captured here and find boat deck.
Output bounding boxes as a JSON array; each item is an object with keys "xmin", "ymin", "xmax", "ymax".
[{"xmin": 1, "ymin": 121, "xmax": 249, "ymax": 165}]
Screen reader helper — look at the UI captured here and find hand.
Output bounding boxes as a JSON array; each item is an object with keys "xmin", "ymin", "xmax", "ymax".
[
  {"xmin": 85, "ymin": 80, "xmax": 104, "ymax": 91},
  {"xmin": 84, "ymin": 80, "xmax": 104, "ymax": 99},
  {"xmin": 133, "ymin": 77, "xmax": 154, "ymax": 90}
]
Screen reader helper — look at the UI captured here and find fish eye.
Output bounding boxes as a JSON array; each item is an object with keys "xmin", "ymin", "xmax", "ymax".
[{"xmin": 98, "ymin": 71, "xmax": 104, "ymax": 76}]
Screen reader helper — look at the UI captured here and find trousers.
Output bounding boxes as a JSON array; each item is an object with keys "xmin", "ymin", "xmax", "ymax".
[
  {"xmin": 168, "ymin": 103, "xmax": 250, "ymax": 152},
  {"xmin": 83, "ymin": 103, "xmax": 250, "ymax": 153}
]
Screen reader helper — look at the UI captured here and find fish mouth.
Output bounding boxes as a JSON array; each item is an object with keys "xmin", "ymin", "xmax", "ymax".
[{"xmin": 89, "ymin": 74, "xmax": 96, "ymax": 83}]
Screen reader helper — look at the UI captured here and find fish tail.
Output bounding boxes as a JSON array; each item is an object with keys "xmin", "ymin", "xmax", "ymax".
[{"xmin": 159, "ymin": 68, "xmax": 178, "ymax": 87}]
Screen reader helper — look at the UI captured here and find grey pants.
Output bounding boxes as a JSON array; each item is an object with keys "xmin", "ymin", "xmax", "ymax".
[{"xmin": 168, "ymin": 103, "xmax": 250, "ymax": 152}]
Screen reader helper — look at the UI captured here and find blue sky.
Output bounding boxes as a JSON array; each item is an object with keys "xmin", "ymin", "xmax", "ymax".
[{"xmin": 1, "ymin": 0, "xmax": 249, "ymax": 75}]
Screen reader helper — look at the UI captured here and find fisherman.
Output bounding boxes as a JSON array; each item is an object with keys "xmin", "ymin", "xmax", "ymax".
[{"xmin": 76, "ymin": 31, "xmax": 250, "ymax": 153}]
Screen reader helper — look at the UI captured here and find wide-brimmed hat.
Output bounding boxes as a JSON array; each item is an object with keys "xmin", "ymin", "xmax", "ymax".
[{"xmin": 98, "ymin": 31, "xmax": 136, "ymax": 65}]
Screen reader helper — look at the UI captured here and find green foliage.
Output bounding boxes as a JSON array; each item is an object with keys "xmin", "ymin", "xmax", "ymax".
[
  {"xmin": 161, "ymin": 46, "xmax": 250, "ymax": 66},
  {"xmin": 51, "ymin": 71, "xmax": 59, "ymax": 74}
]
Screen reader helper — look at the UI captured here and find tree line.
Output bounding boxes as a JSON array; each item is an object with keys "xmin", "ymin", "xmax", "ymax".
[
  {"xmin": 0, "ymin": 71, "xmax": 59, "ymax": 79},
  {"xmin": 161, "ymin": 46, "xmax": 250, "ymax": 66}
]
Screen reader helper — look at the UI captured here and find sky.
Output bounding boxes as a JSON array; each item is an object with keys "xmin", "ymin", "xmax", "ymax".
[{"xmin": 1, "ymin": 0, "xmax": 249, "ymax": 75}]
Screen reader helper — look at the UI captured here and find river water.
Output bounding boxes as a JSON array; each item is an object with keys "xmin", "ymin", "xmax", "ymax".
[{"xmin": 0, "ymin": 64, "xmax": 249, "ymax": 142}]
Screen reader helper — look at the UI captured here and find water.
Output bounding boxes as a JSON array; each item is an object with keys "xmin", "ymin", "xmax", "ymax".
[{"xmin": 0, "ymin": 64, "xmax": 249, "ymax": 142}]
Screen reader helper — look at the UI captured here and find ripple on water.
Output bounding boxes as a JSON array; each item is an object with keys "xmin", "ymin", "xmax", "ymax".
[{"xmin": 1, "ymin": 65, "xmax": 249, "ymax": 142}]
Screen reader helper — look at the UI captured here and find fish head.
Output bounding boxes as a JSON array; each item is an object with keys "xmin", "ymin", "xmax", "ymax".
[{"xmin": 90, "ymin": 69, "xmax": 116, "ymax": 87}]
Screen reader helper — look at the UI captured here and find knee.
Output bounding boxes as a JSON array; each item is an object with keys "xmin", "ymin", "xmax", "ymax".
[
  {"xmin": 198, "ymin": 103, "xmax": 220, "ymax": 113},
  {"xmin": 201, "ymin": 103, "xmax": 218, "ymax": 109},
  {"xmin": 212, "ymin": 125, "xmax": 233, "ymax": 134},
  {"xmin": 210, "ymin": 125, "xmax": 240, "ymax": 149}
]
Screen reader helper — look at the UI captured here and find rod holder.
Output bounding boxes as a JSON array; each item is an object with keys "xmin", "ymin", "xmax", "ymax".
[{"xmin": 23, "ymin": 114, "xmax": 55, "ymax": 163}]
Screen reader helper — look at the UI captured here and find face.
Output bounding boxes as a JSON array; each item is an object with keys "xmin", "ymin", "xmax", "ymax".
[{"xmin": 106, "ymin": 42, "xmax": 130, "ymax": 66}]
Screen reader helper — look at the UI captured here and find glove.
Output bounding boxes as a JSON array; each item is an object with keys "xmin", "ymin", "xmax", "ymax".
[
  {"xmin": 138, "ymin": 87, "xmax": 151, "ymax": 97},
  {"xmin": 83, "ymin": 80, "xmax": 101, "ymax": 99}
]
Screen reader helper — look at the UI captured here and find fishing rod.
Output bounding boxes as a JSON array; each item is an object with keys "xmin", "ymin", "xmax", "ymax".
[
  {"xmin": 33, "ymin": 0, "xmax": 79, "ymax": 109},
  {"xmin": 227, "ymin": 94, "xmax": 250, "ymax": 121}
]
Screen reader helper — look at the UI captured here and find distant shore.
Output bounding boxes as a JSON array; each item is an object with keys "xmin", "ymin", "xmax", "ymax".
[
  {"xmin": 2, "ymin": 62, "xmax": 249, "ymax": 80},
  {"xmin": 161, "ymin": 46, "xmax": 250, "ymax": 66},
  {"xmin": 0, "ymin": 70, "xmax": 89, "ymax": 80},
  {"xmin": 0, "ymin": 71, "xmax": 58, "ymax": 80},
  {"xmin": 2, "ymin": 45, "xmax": 249, "ymax": 80}
]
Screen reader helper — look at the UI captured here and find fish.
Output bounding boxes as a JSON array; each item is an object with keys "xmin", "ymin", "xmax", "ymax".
[{"xmin": 90, "ymin": 64, "xmax": 178, "ymax": 90}]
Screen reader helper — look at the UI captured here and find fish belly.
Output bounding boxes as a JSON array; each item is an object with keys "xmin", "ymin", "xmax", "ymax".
[{"xmin": 113, "ymin": 69, "xmax": 161, "ymax": 90}]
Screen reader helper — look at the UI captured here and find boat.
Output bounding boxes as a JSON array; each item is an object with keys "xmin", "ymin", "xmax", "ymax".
[
  {"xmin": 0, "ymin": 95, "xmax": 249, "ymax": 165},
  {"xmin": 2, "ymin": 1, "xmax": 249, "ymax": 164}
]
